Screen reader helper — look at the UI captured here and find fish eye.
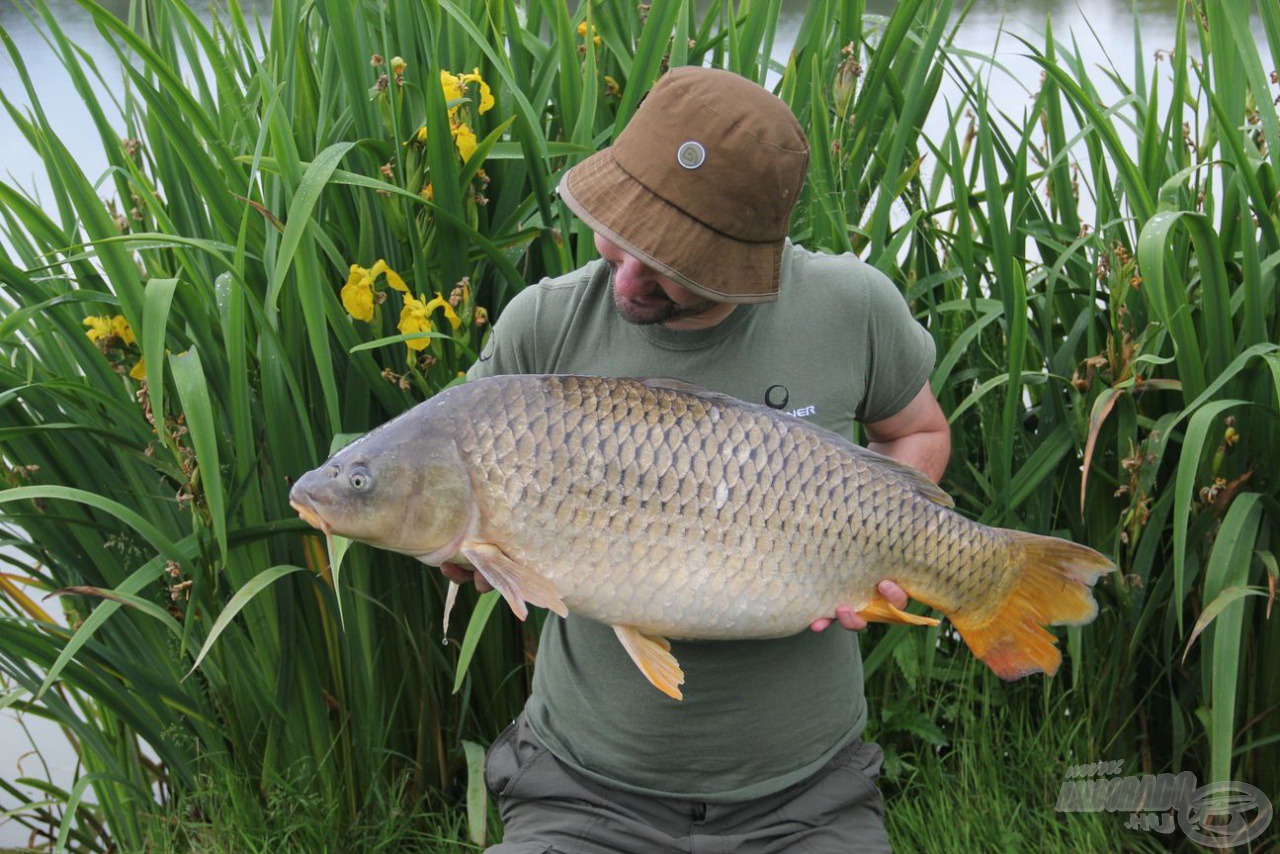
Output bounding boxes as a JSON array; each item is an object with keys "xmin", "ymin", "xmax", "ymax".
[{"xmin": 349, "ymin": 465, "xmax": 372, "ymax": 491}]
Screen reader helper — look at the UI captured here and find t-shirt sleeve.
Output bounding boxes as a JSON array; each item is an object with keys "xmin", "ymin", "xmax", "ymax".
[
  {"xmin": 857, "ymin": 270, "xmax": 936, "ymax": 423},
  {"xmin": 467, "ymin": 284, "xmax": 542, "ymax": 380}
]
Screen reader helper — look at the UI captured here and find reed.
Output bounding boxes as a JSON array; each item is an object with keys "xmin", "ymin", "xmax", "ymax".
[{"xmin": 0, "ymin": 0, "xmax": 1275, "ymax": 848}]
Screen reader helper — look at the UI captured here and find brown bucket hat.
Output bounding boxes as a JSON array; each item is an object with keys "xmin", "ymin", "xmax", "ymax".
[{"xmin": 559, "ymin": 66, "xmax": 810, "ymax": 303}]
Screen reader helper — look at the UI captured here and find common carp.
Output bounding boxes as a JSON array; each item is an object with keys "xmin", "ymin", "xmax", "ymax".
[{"xmin": 289, "ymin": 374, "xmax": 1113, "ymax": 700}]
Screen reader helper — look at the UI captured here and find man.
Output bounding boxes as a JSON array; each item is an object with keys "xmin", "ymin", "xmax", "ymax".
[{"xmin": 449, "ymin": 66, "xmax": 950, "ymax": 853}]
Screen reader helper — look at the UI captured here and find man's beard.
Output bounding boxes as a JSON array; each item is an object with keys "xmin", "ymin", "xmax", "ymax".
[{"xmin": 610, "ymin": 278, "xmax": 720, "ymax": 326}]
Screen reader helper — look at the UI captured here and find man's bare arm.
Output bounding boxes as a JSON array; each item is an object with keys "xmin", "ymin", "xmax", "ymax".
[{"xmin": 862, "ymin": 382, "xmax": 951, "ymax": 484}]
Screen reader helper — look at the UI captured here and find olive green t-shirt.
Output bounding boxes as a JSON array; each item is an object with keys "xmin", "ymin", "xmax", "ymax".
[{"xmin": 468, "ymin": 241, "xmax": 935, "ymax": 802}]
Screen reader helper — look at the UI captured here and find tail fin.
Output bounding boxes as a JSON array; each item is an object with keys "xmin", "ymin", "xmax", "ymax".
[{"xmin": 949, "ymin": 531, "xmax": 1114, "ymax": 680}]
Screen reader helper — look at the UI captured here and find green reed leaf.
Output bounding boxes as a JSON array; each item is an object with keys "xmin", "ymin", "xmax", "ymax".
[
  {"xmin": 451, "ymin": 590, "xmax": 501, "ymax": 694},
  {"xmin": 187, "ymin": 565, "xmax": 309, "ymax": 676},
  {"xmin": 170, "ymin": 347, "xmax": 228, "ymax": 560}
]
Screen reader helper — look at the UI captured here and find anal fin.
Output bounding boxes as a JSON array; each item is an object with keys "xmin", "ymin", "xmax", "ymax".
[
  {"xmin": 858, "ymin": 595, "xmax": 941, "ymax": 627},
  {"xmin": 612, "ymin": 625, "xmax": 684, "ymax": 701},
  {"xmin": 459, "ymin": 543, "xmax": 568, "ymax": 621}
]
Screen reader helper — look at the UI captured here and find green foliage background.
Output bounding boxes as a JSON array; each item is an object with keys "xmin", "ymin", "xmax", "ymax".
[{"xmin": 0, "ymin": 0, "xmax": 1276, "ymax": 849}]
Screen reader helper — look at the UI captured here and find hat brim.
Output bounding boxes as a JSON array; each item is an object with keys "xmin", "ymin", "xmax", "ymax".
[{"xmin": 559, "ymin": 150, "xmax": 782, "ymax": 304}]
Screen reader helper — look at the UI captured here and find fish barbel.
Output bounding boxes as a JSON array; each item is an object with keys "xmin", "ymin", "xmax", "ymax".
[{"xmin": 289, "ymin": 374, "xmax": 1114, "ymax": 700}]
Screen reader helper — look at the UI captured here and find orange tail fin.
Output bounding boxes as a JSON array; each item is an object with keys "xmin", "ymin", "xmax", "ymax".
[{"xmin": 948, "ymin": 531, "xmax": 1115, "ymax": 680}]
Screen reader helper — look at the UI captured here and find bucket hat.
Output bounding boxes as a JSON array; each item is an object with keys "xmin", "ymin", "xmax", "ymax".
[{"xmin": 558, "ymin": 66, "xmax": 810, "ymax": 303}]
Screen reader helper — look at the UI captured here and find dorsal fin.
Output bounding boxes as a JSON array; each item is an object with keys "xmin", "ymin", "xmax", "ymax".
[
  {"xmin": 641, "ymin": 376, "xmax": 702, "ymax": 393},
  {"xmin": 639, "ymin": 377, "xmax": 742, "ymax": 406},
  {"xmin": 637, "ymin": 376, "xmax": 953, "ymax": 508},
  {"xmin": 849, "ymin": 443, "xmax": 954, "ymax": 508}
]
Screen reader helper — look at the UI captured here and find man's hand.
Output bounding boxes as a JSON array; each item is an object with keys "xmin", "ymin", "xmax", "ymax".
[
  {"xmin": 810, "ymin": 580, "xmax": 908, "ymax": 632},
  {"xmin": 441, "ymin": 563, "xmax": 493, "ymax": 593}
]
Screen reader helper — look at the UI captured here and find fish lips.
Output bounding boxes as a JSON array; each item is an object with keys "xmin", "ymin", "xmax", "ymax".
[{"xmin": 288, "ymin": 482, "xmax": 333, "ymax": 536}]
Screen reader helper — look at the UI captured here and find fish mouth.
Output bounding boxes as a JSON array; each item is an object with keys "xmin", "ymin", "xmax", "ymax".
[{"xmin": 290, "ymin": 497, "xmax": 332, "ymax": 536}]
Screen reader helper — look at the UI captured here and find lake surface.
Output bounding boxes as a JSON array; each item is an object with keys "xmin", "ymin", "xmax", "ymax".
[{"xmin": 0, "ymin": 0, "xmax": 1196, "ymax": 846}]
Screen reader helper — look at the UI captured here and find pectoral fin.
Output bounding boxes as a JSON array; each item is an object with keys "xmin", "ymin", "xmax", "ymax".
[
  {"xmin": 857, "ymin": 595, "xmax": 940, "ymax": 627},
  {"xmin": 459, "ymin": 543, "xmax": 568, "ymax": 621},
  {"xmin": 612, "ymin": 625, "xmax": 684, "ymax": 701}
]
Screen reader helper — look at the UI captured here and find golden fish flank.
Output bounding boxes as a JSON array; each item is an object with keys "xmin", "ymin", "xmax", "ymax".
[{"xmin": 289, "ymin": 375, "xmax": 1115, "ymax": 701}]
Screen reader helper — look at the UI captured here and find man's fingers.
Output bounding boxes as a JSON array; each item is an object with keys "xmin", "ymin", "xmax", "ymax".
[
  {"xmin": 441, "ymin": 563, "xmax": 496, "ymax": 592},
  {"xmin": 835, "ymin": 605, "xmax": 868, "ymax": 631},
  {"xmin": 440, "ymin": 563, "xmax": 470, "ymax": 583},
  {"xmin": 811, "ymin": 583, "xmax": 914, "ymax": 632},
  {"xmin": 811, "ymin": 606, "xmax": 870, "ymax": 633},
  {"xmin": 441, "ymin": 564, "xmax": 496, "ymax": 593},
  {"xmin": 878, "ymin": 579, "xmax": 909, "ymax": 609}
]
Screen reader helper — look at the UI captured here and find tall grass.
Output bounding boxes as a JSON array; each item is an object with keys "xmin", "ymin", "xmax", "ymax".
[{"xmin": 0, "ymin": 0, "xmax": 1276, "ymax": 848}]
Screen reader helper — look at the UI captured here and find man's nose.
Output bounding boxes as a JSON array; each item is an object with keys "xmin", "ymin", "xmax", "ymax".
[{"xmin": 612, "ymin": 253, "xmax": 659, "ymax": 292}]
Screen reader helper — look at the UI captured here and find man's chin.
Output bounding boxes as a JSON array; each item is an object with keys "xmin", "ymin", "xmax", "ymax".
[
  {"xmin": 613, "ymin": 293, "xmax": 719, "ymax": 326},
  {"xmin": 614, "ymin": 294, "xmax": 675, "ymax": 325}
]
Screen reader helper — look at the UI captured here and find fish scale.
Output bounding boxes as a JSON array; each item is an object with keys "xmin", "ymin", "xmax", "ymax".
[{"xmin": 290, "ymin": 374, "xmax": 1115, "ymax": 699}]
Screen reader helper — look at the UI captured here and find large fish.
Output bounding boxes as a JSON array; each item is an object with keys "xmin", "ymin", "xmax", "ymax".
[{"xmin": 289, "ymin": 374, "xmax": 1113, "ymax": 700}]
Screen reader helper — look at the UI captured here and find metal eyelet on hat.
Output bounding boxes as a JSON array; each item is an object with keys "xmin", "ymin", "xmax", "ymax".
[{"xmin": 677, "ymin": 141, "xmax": 706, "ymax": 169}]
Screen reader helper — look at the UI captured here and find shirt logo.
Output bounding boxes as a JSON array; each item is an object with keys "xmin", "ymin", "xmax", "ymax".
[
  {"xmin": 764, "ymin": 384, "xmax": 816, "ymax": 419},
  {"xmin": 764, "ymin": 384, "xmax": 789, "ymax": 409}
]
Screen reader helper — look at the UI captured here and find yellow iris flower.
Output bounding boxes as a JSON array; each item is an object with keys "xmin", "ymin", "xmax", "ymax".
[
  {"xmin": 398, "ymin": 294, "xmax": 435, "ymax": 352},
  {"xmin": 397, "ymin": 291, "xmax": 462, "ymax": 354},
  {"xmin": 452, "ymin": 123, "xmax": 479, "ymax": 163},
  {"xmin": 424, "ymin": 292, "xmax": 462, "ymax": 330},
  {"xmin": 370, "ymin": 259, "xmax": 408, "ymax": 293},
  {"xmin": 341, "ymin": 265, "xmax": 376, "ymax": 322},
  {"xmin": 84, "ymin": 316, "xmax": 115, "ymax": 343},
  {"xmin": 441, "ymin": 69, "xmax": 494, "ymax": 115},
  {"xmin": 84, "ymin": 314, "xmax": 144, "ymax": 380},
  {"xmin": 112, "ymin": 315, "xmax": 136, "ymax": 345},
  {"xmin": 459, "ymin": 68, "xmax": 494, "ymax": 113},
  {"xmin": 341, "ymin": 259, "xmax": 409, "ymax": 322},
  {"xmin": 440, "ymin": 70, "xmax": 464, "ymax": 112},
  {"xmin": 431, "ymin": 68, "xmax": 493, "ymax": 162},
  {"xmin": 84, "ymin": 314, "xmax": 137, "ymax": 345}
]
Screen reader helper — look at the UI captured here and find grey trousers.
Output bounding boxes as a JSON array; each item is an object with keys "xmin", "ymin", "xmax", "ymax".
[{"xmin": 483, "ymin": 715, "xmax": 892, "ymax": 853}]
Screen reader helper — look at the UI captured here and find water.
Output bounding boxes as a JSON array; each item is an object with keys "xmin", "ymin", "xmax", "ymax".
[{"xmin": 0, "ymin": 0, "xmax": 1195, "ymax": 846}]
